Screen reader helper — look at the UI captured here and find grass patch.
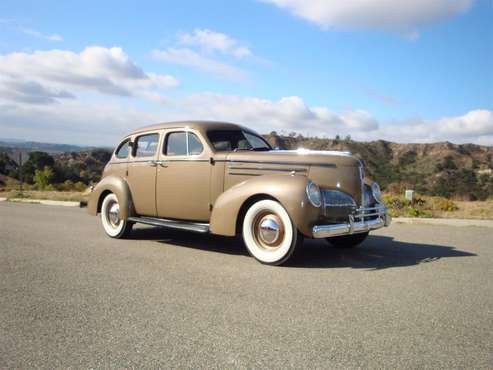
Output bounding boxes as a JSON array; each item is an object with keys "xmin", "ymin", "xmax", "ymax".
[
  {"xmin": 2, "ymin": 190, "xmax": 84, "ymax": 202},
  {"xmin": 383, "ymin": 193, "xmax": 493, "ymax": 219}
]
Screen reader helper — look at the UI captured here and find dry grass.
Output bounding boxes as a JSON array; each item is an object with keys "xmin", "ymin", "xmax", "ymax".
[
  {"xmin": 0, "ymin": 190, "xmax": 84, "ymax": 202},
  {"xmin": 1, "ymin": 188, "xmax": 492, "ymax": 220},
  {"xmin": 434, "ymin": 199, "xmax": 493, "ymax": 220}
]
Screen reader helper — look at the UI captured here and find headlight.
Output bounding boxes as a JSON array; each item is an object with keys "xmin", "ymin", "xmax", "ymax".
[
  {"xmin": 371, "ymin": 182, "xmax": 382, "ymax": 203},
  {"xmin": 306, "ymin": 181, "xmax": 322, "ymax": 207}
]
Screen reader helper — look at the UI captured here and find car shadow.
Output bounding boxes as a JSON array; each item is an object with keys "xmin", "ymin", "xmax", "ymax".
[{"xmin": 129, "ymin": 226, "xmax": 476, "ymax": 270}]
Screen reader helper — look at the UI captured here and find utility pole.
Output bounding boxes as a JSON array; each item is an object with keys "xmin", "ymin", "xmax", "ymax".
[{"xmin": 18, "ymin": 152, "xmax": 23, "ymax": 193}]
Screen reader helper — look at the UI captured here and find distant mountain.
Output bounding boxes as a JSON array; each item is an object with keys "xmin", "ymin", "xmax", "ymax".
[
  {"xmin": 1, "ymin": 136, "xmax": 492, "ymax": 200},
  {"xmin": 265, "ymin": 133, "xmax": 493, "ymax": 200},
  {"xmin": 0, "ymin": 139, "xmax": 100, "ymax": 154}
]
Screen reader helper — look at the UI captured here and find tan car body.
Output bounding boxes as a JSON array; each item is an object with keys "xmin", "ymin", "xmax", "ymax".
[{"xmin": 88, "ymin": 121, "xmax": 389, "ymax": 238}]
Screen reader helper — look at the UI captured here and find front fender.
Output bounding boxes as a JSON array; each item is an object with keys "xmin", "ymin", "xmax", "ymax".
[
  {"xmin": 87, "ymin": 176, "xmax": 135, "ymax": 219},
  {"xmin": 209, "ymin": 174, "xmax": 321, "ymax": 237}
]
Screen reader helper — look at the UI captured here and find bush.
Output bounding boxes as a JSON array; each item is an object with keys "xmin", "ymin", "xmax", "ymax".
[
  {"xmin": 431, "ymin": 197, "xmax": 458, "ymax": 212},
  {"xmin": 33, "ymin": 166, "xmax": 55, "ymax": 190}
]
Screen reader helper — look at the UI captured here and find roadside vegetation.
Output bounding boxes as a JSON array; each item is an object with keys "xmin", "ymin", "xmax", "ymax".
[{"xmin": 1, "ymin": 136, "xmax": 492, "ymax": 219}]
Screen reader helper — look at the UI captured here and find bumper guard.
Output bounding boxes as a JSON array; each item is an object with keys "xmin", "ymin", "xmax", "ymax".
[{"xmin": 312, "ymin": 205, "xmax": 391, "ymax": 238}]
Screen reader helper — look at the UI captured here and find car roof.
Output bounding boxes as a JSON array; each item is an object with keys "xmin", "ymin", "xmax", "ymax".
[{"xmin": 128, "ymin": 120, "xmax": 254, "ymax": 136}]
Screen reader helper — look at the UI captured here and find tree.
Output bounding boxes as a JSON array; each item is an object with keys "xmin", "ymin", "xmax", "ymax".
[
  {"xmin": 0, "ymin": 153, "xmax": 18, "ymax": 175},
  {"xmin": 21, "ymin": 152, "xmax": 55, "ymax": 184},
  {"xmin": 33, "ymin": 166, "xmax": 55, "ymax": 190}
]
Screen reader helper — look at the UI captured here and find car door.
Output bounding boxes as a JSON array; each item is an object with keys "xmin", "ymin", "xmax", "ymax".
[
  {"xmin": 156, "ymin": 130, "xmax": 212, "ymax": 221},
  {"xmin": 126, "ymin": 131, "xmax": 161, "ymax": 216}
]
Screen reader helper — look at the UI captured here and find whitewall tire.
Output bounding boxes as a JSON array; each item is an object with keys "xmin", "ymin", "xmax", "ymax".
[
  {"xmin": 242, "ymin": 199, "xmax": 303, "ymax": 265},
  {"xmin": 101, "ymin": 193, "xmax": 132, "ymax": 238}
]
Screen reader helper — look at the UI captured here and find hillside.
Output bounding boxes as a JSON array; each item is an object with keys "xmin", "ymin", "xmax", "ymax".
[
  {"xmin": 1, "ymin": 136, "xmax": 492, "ymax": 200},
  {"xmin": 265, "ymin": 133, "xmax": 493, "ymax": 200},
  {"xmin": 0, "ymin": 139, "xmax": 98, "ymax": 154}
]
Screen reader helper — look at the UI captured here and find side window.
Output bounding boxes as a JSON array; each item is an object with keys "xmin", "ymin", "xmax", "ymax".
[
  {"xmin": 166, "ymin": 132, "xmax": 187, "ymax": 156},
  {"xmin": 135, "ymin": 133, "xmax": 159, "ymax": 157},
  {"xmin": 115, "ymin": 139, "xmax": 130, "ymax": 159},
  {"xmin": 166, "ymin": 132, "xmax": 204, "ymax": 156},
  {"xmin": 188, "ymin": 133, "xmax": 204, "ymax": 155}
]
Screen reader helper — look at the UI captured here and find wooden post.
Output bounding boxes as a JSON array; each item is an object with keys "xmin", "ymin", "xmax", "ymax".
[{"xmin": 18, "ymin": 152, "xmax": 23, "ymax": 193}]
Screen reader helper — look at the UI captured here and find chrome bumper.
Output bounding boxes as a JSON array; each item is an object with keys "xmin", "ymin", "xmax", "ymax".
[{"xmin": 312, "ymin": 205, "xmax": 391, "ymax": 238}]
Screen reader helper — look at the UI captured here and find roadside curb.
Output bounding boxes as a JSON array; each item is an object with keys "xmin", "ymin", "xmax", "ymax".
[
  {"xmin": 393, "ymin": 217, "xmax": 493, "ymax": 228},
  {"xmin": 1, "ymin": 198, "xmax": 80, "ymax": 207}
]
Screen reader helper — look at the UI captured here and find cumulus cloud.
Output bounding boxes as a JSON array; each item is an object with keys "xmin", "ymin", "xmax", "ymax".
[
  {"xmin": 379, "ymin": 109, "xmax": 493, "ymax": 145},
  {"xmin": 263, "ymin": 0, "xmax": 474, "ymax": 37},
  {"xmin": 173, "ymin": 94, "xmax": 379, "ymax": 134},
  {"xmin": 1, "ymin": 85, "xmax": 491, "ymax": 145},
  {"xmin": 152, "ymin": 48, "xmax": 247, "ymax": 81},
  {"xmin": 0, "ymin": 46, "xmax": 178, "ymax": 104},
  {"xmin": 178, "ymin": 29, "xmax": 251, "ymax": 58},
  {"xmin": 153, "ymin": 29, "xmax": 253, "ymax": 81}
]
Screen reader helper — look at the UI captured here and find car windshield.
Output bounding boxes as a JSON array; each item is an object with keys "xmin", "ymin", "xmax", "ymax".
[{"xmin": 207, "ymin": 130, "xmax": 272, "ymax": 152}]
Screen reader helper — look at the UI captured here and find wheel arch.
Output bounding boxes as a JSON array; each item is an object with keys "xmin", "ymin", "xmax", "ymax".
[
  {"xmin": 209, "ymin": 174, "xmax": 321, "ymax": 237},
  {"xmin": 87, "ymin": 175, "xmax": 135, "ymax": 219}
]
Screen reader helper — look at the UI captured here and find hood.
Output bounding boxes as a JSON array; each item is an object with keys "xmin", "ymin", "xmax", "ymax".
[
  {"xmin": 224, "ymin": 149, "xmax": 364, "ymax": 206},
  {"xmin": 226, "ymin": 149, "xmax": 361, "ymax": 167}
]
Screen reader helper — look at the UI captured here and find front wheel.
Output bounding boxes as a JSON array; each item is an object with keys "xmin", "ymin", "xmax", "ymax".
[
  {"xmin": 242, "ymin": 199, "xmax": 303, "ymax": 265},
  {"xmin": 101, "ymin": 193, "xmax": 133, "ymax": 238},
  {"xmin": 326, "ymin": 232, "xmax": 369, "ymax": 248}
]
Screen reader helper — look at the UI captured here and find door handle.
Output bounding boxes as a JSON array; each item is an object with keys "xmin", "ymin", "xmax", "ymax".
[
  {"xmin": 148, "ymin": 161, "xmax": 157, "ymax": 167},
  {"xmin": 156, "ymin": 160, "xmax": 168, "ymax": 168}
]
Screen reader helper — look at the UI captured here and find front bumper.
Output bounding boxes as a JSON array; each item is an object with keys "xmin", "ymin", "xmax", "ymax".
[{"xmin": 312, "ymin": 205, "xmax": 391, "ymax": 238}]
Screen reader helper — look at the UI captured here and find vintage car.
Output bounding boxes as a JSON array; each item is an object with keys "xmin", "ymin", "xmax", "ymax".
[{"xmin": 87, "ymin": 121, "xmax": 391, "ymax": 265}]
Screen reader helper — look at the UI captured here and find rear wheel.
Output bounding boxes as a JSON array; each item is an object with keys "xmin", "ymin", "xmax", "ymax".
[
  {"xmin": 242, "ymin": 199, "xmax": 303, "ymax": 265},
  {"xmin": 101, "ymin": 193, "xmax": 133, "ymax": 238},
  {"xmin": 326, "ymin": 232, "xmax": 368, "ymax": 248}
]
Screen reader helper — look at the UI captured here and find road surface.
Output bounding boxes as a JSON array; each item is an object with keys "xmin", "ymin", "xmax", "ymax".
[{"xmin": 1, "ymin": 202, "xmax": 492, "ymax": 369}]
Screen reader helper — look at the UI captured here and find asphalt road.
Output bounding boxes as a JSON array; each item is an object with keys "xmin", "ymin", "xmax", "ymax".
[{"xmin": 1, "ymin": 202, "xmax": 492, "ymax": 369}]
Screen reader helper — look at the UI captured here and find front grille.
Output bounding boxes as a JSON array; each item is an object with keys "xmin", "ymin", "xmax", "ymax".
[
  {"xmin": 353, "ymin": 205, "xmax": 387, "ymax": 222},
  {"xmin": 363, "ymin": 184, "xmax": 376, "ymax": 207}
]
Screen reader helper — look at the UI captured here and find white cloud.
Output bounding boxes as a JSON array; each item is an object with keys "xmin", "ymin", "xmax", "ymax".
[
  {"xmin": 352, "ymin": 110, "xmax": 493, "ymax": 144},
  {"xmin": 0, "ymin": 46, "xmax": 179, "ymax": 104},
  {"xmin": 19, "ymin": 27, "xmax": 64, "ymax": 42},
  {"xmin": 153, "ymin": 29, "xmax": 254, "ymax": 81},
  {"xmin": 152, "ymin": 48, "xmax": 248, "ymax": 81},
  {"xmin": 170, "ymin": 93, "xmax": 381, "ymax": 134},
  {"xmin": 178, "ymin": 29, "xmax": 251, "ymax": 58},
  {"xmin": 0, "ymin": 69, "xmax": 491, "ymax": 145},
  {"xmin": 263, "ymin": 0, "xmax": 474, "ymax": 37}
]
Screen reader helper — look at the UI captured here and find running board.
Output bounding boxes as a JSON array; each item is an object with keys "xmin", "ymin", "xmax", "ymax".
[{"xmin": 127, "ymin": 216, "xmax": 210, "ymax": 233}]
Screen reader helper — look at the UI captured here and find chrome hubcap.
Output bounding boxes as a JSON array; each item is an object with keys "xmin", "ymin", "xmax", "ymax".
[
  {"xmin": 253, "ymin": 213, "xmax": 284, "ymax": 249},
  {"xmin": 107, "ymin": 202, "xmax": 120, "ymax": 228}
]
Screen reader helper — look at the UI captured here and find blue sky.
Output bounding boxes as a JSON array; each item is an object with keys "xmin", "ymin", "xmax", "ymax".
[{"xmin": 0, "ymin": 0, "xmax": 492, "ymax": 145}]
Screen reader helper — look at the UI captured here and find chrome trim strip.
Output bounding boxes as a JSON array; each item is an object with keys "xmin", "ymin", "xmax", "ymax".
[
  {"xmin": 229, "ymin": 160, "xmax": 336, "ymax": 168},
  {"xmin": 228, "ymin": 172, "xmax": 262, "ymax": 176},
  {"xmin": 227, "ymin": 166, "xmax": 307, "ymax": 172},
  {"xmin": 127, "ymin": 216, "xmax": 210, "ymax": 233}
]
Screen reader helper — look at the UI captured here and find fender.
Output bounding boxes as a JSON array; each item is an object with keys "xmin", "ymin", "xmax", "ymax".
[
  {"xmin": 87, "ymin": 175, "xmax": 135, "ymax": 219},
  {"xmin": 209, "ymin": 174, "xmax": 321, "ymax": 237}
]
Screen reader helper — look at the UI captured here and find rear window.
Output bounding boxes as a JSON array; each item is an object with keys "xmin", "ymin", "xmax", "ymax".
[
  {"xmin": 165, "ymin": 132, "xmax": 204, "ymax": 156},
  {"xmin": 207, "ymin": 130, "xmax": 271, "ymax": 152}
]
